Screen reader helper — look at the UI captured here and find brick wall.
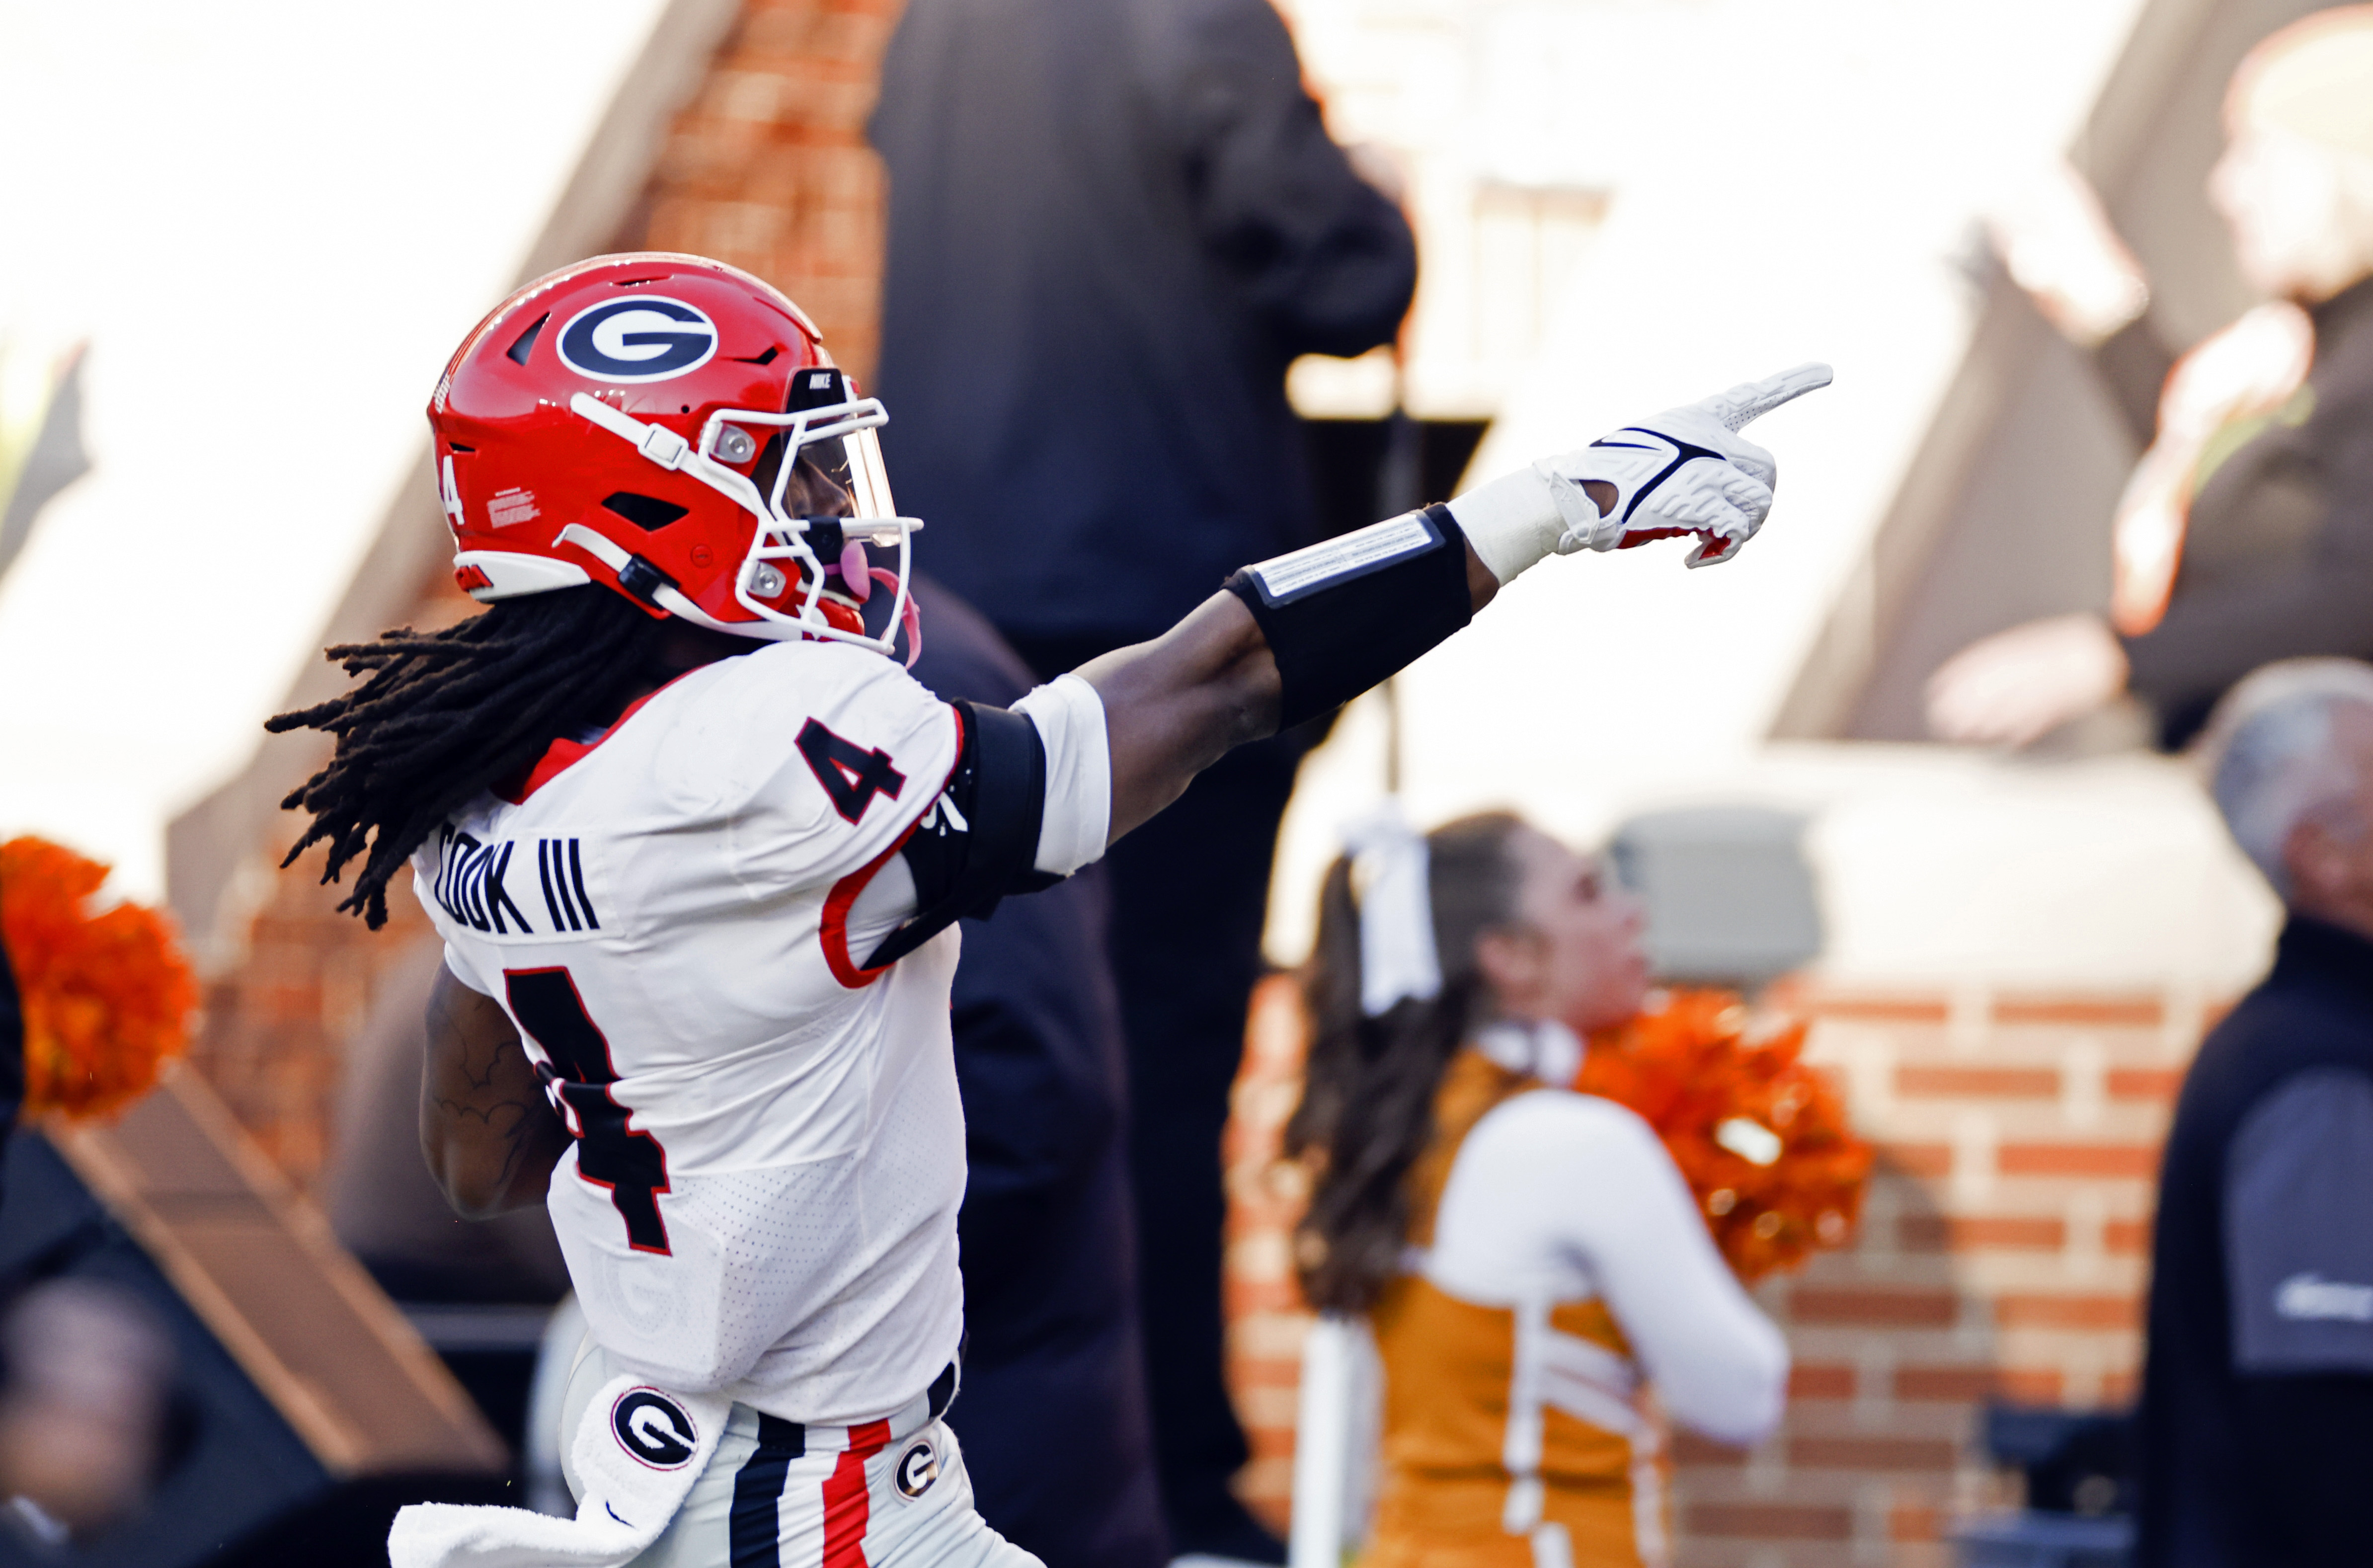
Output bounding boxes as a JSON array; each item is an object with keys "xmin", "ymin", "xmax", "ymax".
[
  {"xmin": 1224, "ymin": 973, "xmax": 2216, "ymax": 1566},
  {"xmin": 637, "ymin": 0, "xmax": 903, "ymax": 384}
]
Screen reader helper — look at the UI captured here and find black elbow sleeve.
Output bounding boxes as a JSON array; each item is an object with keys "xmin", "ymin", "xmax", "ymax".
[
  {"xmin": 1225, "ymin": 504, "xmax": 1474, "ymax": 729},
  {"xmin": 863, "ymin": 702, "xmax": 1053, "ymax": 969}
]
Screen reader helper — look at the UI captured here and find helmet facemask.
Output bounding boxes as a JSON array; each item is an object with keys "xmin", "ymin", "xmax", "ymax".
[
  {"xmin": 563, "ymin": 366, "xmax": 923, "ymax": 659},
  {"xmin": 720, "ymin": 385, "xmax": 920, "ymax": 659}
]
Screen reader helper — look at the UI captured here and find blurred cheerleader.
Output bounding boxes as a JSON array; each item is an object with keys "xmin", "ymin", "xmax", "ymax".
[{"xmin": 1284, "ymin": 812, "xmax": 1786, "ymax": 1568}]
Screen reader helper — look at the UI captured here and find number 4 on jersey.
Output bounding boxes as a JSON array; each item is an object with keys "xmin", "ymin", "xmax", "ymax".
[
  {"xmin": 797, "ymin": 718, "xmax": 905, "ymax": 823},
  {"xmin": 505, "ymin": 967, "xmax": 672, "ymax": 1255}
]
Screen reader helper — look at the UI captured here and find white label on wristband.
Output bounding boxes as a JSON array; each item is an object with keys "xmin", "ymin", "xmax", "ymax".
[{"xmin": 1247, "ymin": 511, "xmax": 1440, "ymax": 605}]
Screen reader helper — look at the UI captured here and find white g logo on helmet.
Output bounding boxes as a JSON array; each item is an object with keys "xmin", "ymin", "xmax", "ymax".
[{"xmin": 557, "ymin": 297, "xmax": 719, "ymax": 384}]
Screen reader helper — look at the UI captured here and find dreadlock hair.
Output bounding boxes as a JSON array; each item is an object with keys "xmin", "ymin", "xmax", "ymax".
[
  {"xmin": 1283, "ymin": 810, "xmax": 1528, "ymax": 1314},
  {"xmin": 267, "ymin": 585, "xmax": 672, "ymax": 929}
]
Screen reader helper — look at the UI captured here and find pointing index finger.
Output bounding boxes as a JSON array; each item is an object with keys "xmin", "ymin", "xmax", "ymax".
[{"xmin": 1701, "ymin": 362, "xmax": 1834, "ymax": 432}]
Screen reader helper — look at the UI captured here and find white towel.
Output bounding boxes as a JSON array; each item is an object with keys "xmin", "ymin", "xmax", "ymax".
[{"xmin": 390, "ymin": 1374, "xmax": 730, "ymax": 1568}]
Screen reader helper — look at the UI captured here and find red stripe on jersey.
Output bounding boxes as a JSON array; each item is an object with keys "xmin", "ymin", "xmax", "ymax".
[
  {"xmin": 820, "ymin": 1418, "xmax": 892, "ymax": 1568},
  {"xmin": 819, "ymin": 826, "xmax": 922, "ymax": 989},
  {"xmin": 816, "ymin": 709, "xmax": 967, "ymax": 989}
]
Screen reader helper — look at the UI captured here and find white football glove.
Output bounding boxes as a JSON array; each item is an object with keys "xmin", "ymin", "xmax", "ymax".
[{"xmin": 1449, "ymin": 362, "xmax": 1833, "ymax": 582}]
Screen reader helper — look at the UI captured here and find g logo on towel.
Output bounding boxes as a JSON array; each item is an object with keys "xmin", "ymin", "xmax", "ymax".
[
  {"xmin": 612, "ymin": 1388, "xmax": 699, "ymax": 1469},
  {"xmin": 894, "ymin": 1438, "xmax": 940, "ymax": 1500}
]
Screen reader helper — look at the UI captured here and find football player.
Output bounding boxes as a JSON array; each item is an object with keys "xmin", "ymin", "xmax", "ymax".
[{"xmin": 271, "ymin": 253, "xmax": 1825, "ymax": 1568}]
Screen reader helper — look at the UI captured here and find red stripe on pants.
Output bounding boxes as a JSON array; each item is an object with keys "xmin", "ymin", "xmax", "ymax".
[{"xmin": 821, "ymin": 1419, "xmax": 893, "ymax": 1568}]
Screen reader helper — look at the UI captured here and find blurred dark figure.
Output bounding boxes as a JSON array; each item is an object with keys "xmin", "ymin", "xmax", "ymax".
[
  {"xmin": 2140, "ymin": 660, "xmax": 2373, "ymax": 1566},
  {"xmin": 906, "ymin": 578, "xmax": 1167, "ymax": 1568},
  {"xmin": 0, "ymin": 922, "xmax": 19, "ymax": 1187},
  {"xmin": 1929, "ymin": 10, "xmax": 2373, "ymax": 752},
  {"xmin": 0, "ymin": 1279, "xmax": 175, "ymax": 1547},
  {"xmin": 871, "ymin": 4, "xmax": 1417, "ymax": 1559}
]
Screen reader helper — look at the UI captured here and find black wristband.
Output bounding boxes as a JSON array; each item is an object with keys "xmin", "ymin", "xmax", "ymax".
[{"xmin": 1225, "ymin": 504, "xmax": 1474, "ymax": 730}]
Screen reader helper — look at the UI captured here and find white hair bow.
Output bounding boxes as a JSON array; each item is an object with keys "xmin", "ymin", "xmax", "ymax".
[{"xmin": 1344, "ymin": 803, "xmax": 1441, "ymax": 1018}]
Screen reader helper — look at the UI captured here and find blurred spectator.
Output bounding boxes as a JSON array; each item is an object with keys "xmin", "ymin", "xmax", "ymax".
[
  {"xmin": 1929, "ymin": 9, "xmax": 2373, "ymax": 751},
  {"xmin": 870, "ymin": 2, "xmax": 1417, "ymax": 1558},
  {"xmin": 1286, "ymin": 813, "xmax": 1786, "ymax": 1567},
  {"xmin": 0, "ymin": 1279, "xmax": 174, "ymax": 1544},
  {"xmin": 908, "ymin": 578, "xmax": 1168, "ymax": 1568},
  {"xmin": 2139, "ymin": 659, "xmax": 2373, "ymax": 1565},
  {"xmin": 0, "ymin": 919, "xmax": 18, "ymax": 1190}
]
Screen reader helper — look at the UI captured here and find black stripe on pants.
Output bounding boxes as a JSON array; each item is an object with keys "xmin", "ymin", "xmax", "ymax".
[{"xmin": 729, "ymin": 1413, "xmax": 808, "ymax": 1567}]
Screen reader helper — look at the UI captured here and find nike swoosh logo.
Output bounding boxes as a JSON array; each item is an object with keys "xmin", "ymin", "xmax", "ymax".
[{"xmin": 1626, "ymin": 435, "xmax": 1726, "ymax": 521}]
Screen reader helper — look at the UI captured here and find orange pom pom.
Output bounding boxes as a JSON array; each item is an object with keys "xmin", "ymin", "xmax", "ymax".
[
  {"xmin": 0, "ymin": 837, "xmax": 198, "ymax": 1121},
  {"xmin": 1578, "ymin": 989, "xmax": 1869, "ymax": 1284}
]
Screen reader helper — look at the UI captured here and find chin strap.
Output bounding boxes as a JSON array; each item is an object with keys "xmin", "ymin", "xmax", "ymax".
[
  {"xmin": 553, "ymin": 523, "xmax": 922, "ymax": 663},
  {"xmin": 553, "ymin": 524, "xmax": 785, "ymax": 641},
  {"xmin": 571, "ymin": 393, "xmax": 698, "ymax": 475},
  {"xmin": 563, "ymin": 394, "xmax": 925, "ymax": 659}
]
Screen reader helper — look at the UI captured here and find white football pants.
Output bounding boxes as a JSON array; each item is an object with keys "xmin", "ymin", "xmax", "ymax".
[{"xmin": 561, "ymin": 1344, "xmax": 1043, "ymax": 1568}]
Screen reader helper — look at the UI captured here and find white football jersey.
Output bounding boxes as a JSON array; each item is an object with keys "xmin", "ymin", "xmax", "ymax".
[{"xmin": 413, "ymin": 638, "xmax": 983, "ymax": 1427}]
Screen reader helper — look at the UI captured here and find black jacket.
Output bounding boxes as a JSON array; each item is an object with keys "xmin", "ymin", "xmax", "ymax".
[
  {"xmin": 2137, "ymin": 918, "xmax": 2373, "ymax": 1567},
  {"xmin": 905, "ymin": 580, "xmax": 1167, "ymax": 1568},
  {"xmin": 869, "ymin": 0, "xmax": 1418, "ymax": 645},
  {"xmin": 0, "ymin": 921, "xmax": 18, "ymax": 1157},
  {"xmin": 2113, "ymin": 279, "xmax": 2373, "ymax": 748}
]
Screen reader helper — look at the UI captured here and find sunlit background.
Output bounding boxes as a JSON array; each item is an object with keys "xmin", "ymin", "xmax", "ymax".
[{"xmin": 0, "ymin": 0, "xmax": 2340, "ymax": 1561}]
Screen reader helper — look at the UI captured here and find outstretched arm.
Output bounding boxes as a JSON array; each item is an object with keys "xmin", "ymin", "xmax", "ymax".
[
  {"xmin": 1069, "ymin": 365, "xmax": 1831, "ymax": 846},
  {"xmin": 1083, "ymin": 544, "xmax": 1499, "ymax": 840},
  {"xmin": 855, "ymin": 367, "xmax": 1828, "ymax": 965},
  {"xmin": 421, "ymin": 964, "xmax": 568, "ymax": 1219}
]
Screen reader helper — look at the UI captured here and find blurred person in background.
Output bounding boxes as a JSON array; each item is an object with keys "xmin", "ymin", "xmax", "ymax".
[
  {"xmin": 1285, "ymin": 813, "xmax": 1787, "ymax": 1568},
  {"xmin": 907, "ymin": 579, "xmax": 1167, "ymax": 1568},
  {"xmin": 869, "ymin": 2, "xmax": 1418, "ymax": 1558},
  {"xmin": 1928, "ymin": 8, "xmax": 2373, "ymax": 753},
  {"xmin": 0, "ymin": 915, "xmax": 18, "ymax": 1187},
  {"xmin": 0, "ymin": 1279, "xmax": 175, "ymax": 1546},
  {"xmin": 2139, "ymin": 659, "xmax": 2373, "ymax": 1566}
]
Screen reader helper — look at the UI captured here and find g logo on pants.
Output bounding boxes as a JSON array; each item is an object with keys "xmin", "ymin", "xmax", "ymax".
[
  {"xmin": 611, "ymin": 1388, "xmax": 698, "ymax": 1469},
  {"xmin": 894, "ymin": 1438, "xmax": 940, "ymax": 1500}
]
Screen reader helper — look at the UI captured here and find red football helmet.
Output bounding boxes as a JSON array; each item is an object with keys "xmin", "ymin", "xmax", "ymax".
[{"xmin": 428, "ymin": 253, "xmax": 920, "ymax": 655}]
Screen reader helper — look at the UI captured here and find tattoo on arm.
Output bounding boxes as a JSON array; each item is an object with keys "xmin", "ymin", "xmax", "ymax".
[{"xmin": 422, "ymin": 966, "xmax": 567, "ymax": 1217}]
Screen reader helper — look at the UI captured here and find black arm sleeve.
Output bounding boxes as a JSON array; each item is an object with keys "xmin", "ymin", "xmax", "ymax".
[
  {"xmin": 2089, "ymin": 315, "xmax": 2177, "ymax": 452},
  {"xmin": 2120, "ymin": 408, "xmax": 2373, "ymax": 748},
  {"xmin": 864, "ymin": 703, "xmax": 1058, "ymax": 969},
  {"xmin": 0, "ymin": 923, "xmax": 19, "ymax": 1190},
  {"xmin": 1164, "ymin": 0, "xmax": 1417, "ymax": 359},
  {"xmin": 2220, "ymin": 1067, "xmax": 2373, "ymax": 1562},
  {"xmin": 2232, "ymin": 1376, "xmax": 2373, "ymax": 1563},
  {"xmin": 1226, "ymin": 504, "xmax": 1475, "ymax": 729}
]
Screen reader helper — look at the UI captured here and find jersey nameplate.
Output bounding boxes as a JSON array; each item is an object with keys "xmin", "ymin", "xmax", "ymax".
[
  {"xmin": 1246, "ymin": 511, "xmax": 1441, "ymax": 607},
  {"xmin": 432, "ymin": 824, "xmax": 604, "ymax": 941}
]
